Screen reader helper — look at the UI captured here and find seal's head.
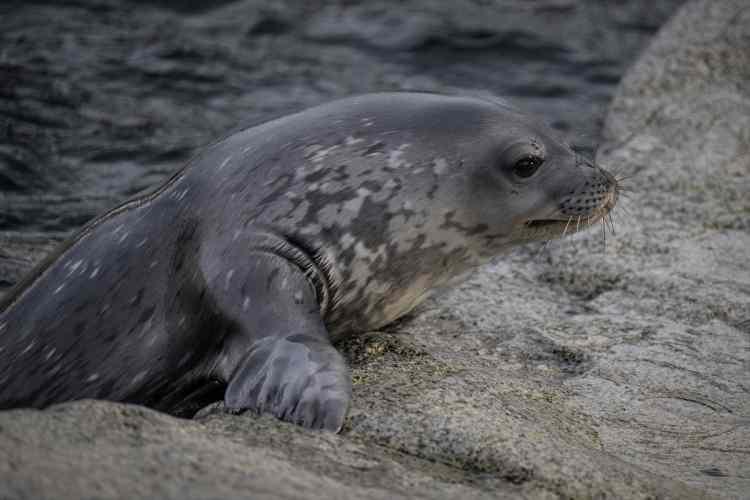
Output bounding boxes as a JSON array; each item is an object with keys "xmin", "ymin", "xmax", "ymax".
[
  {"xmin": 401, "ymin": 94, "xmax": 620, "ymax": 255},
  {"xmin": 472, "ymin": 103, "xmax": 618, "ymax": 247}
]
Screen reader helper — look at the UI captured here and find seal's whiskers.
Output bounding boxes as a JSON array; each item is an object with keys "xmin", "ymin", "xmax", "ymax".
[
  {"xmin": 561, "ymin": 216, "xmax": 573, "ymax": 239},
  {"xmin": 614, "ymin": 174, "xmax": 637, "ymax": 183},
  {"xmin": 606, "ymin": 213, "xmax": 616, "ymax": 236}
]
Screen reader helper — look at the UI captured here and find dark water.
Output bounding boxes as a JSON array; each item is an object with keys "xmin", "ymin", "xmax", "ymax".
[{"xmin": 0, "ymin": 0, "xmax": 684, "ymax": 241}]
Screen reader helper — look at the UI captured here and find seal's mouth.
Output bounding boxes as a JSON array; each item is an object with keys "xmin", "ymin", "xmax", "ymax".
[
  {"xmin": 520, "ymin": 195, "xmax": 617, "ymax": 240},
  {"xmin": 524, "ymin": 212, "xmax": 606, "ymax": 230},
  {"xmin": 524, "ymin": 219, "xmax": 568, "ymax": 229}
]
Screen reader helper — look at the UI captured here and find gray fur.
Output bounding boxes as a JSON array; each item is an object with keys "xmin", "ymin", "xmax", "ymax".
[{"xmin": 0, "ymin": 93, "xmax": 617, "ymax": 431}]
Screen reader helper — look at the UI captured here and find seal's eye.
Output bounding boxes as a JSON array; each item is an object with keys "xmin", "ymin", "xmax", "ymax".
[
  {"xmin": 513, "ymin": 155, "xmax": 544, "ymax": 178},
  {"xmin": 499, "ymin": 140, "xmax": 546, "ymax": 181}
]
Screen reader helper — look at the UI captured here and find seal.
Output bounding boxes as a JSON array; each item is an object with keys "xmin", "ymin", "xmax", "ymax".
[{"xmin": 0, "ymin": 93, "xmax": 618, "ymax": 431}]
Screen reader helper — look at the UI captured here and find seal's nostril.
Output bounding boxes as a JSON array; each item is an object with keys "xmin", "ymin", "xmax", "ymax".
[{"xmin": 599, "ymin": 168, "xmax": 617, "ymax": 187}]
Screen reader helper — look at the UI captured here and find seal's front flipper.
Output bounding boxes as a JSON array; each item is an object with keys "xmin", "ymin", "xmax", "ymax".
[
  {"xmin": 200, "ymin": 244, "xmax": 350, "ymax": 432},
  {"xmin": 225, "ymin": 334, "xmax": 350, "ymax": 432}
]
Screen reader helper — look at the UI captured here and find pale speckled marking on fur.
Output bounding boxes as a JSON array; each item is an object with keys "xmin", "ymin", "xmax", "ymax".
[
  {"xmin": 284, "ymin": 138, "xmax": 497, "ymax": 320},
  {"xmin": 218, "ymin": 155, "xmax": 233, "ymax": 171},
  {"xmin": 337, "ymin": 241, "xmax": 388, "ymax": 307},
  {"xmin": 130, "ymin": 370, "xmax": 149, "ymax": 386},
  {"xmin": 345, "ymin": 136, "xmax": 364, "ymax": 146},
  {"xmin": 387, "ymin": 144, "xmax": 410, "ymax": 169},
  {"xmin": 339, "ymin": 233, "xmax": 356, "ymax": 250},
  {"xmin": 225, "ymin": 269, "xmax": 235, "ymax": 291},
  {"xmin": 310, "ymin": 144, "xmax": 339, "ymax": 164},
  {"xmin": 341, "ymin": 188, "xmax": 372, "ymax": 214},
  {"xmin": 21, "ymin": 341, "xmax": 35, "ymax": 355},
  {"xmin": 171, "ymin": 188, "xmax": 190, "ymax": 202},
  {"xmin": 299, "ymin": 223, "xmax": 323, "ymax": 236},
  {"xmin": 65, "ymin": 259, "xmax": 84, "ymax": 276},
  {"xmin": 433, "ymin": 157, "xmax": 449, "ymax": 175}
]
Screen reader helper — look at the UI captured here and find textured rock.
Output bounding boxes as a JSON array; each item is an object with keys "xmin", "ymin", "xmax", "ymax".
[
  {"xmin": 1, "ymin": 0, "xmax": 748, "ymax": 499},
  {"xmin": 589, "ymin": 0, "xmax": 750, "ymax": 496},
  {"xmin": 0, "ymin": 398, "xmax": 698, "ymax": 500}
]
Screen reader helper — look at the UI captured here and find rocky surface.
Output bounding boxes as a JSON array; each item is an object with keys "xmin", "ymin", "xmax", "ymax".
[{"xmin": 1, "ymin": 0, "xmax": 748, "ymax": 499}]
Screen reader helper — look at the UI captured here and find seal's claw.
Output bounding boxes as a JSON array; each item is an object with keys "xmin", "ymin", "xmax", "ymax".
[
  {"xmin": 224, "ymin": 334, "xmax": 351, "ymax": 432},
  {"xmin": 321, "ymin": 398, "xmax": 348, "ymax": 432}
]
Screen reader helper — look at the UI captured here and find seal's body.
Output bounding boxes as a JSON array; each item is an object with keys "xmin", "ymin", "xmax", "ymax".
[{"xmin": 0, "ymin": 93, "xmax": 617, "ymax": 430}]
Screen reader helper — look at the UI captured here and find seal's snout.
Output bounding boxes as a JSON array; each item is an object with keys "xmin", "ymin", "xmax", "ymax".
[
  {"xmin": 558, "ymin": 167, "xmax": 615, "ymax": 220},
  {"xmin": 516, "ymin": 162, "xmax": 619, "ymax": 242}
]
